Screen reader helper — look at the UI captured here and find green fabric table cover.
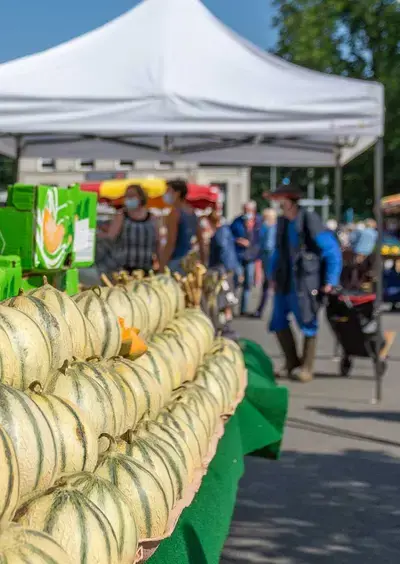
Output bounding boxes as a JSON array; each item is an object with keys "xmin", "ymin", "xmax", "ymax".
[{"xmin": 149, "ymin": 340, "xmax": 289, "ymax": 564}]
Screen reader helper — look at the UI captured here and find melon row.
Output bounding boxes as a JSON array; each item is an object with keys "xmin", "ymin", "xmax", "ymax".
[
  {"xmin": 194, "ymin": 338, "xmax": 246, "ymax": 415},
  {"xmin": 0, "ymin": 283, "xmax": 102, "ymax": 390},
  {"xmin": 0, "ymin": 273, "xmax": 246, "ymax": 563},
  {"xmin": 0, "ymin": 272, "xmax": 205, "ymax": 395},
  {"xmin": 0, "ymin": 347, "xmax": 245, "ymax": 564}
]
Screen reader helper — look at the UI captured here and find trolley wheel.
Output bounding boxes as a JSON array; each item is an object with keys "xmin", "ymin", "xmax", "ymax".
[{"xmin": 340, "ymin": 356, "xmax": 352, "ymax": 377}]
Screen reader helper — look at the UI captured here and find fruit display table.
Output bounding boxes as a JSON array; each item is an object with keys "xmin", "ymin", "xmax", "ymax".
[{"xmin": 150, "ymin": 340, "xmax": 288, "ymax": 564}]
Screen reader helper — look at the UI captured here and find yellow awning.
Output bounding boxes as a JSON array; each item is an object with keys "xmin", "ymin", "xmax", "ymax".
[{"xmin": 99, "ymin": 178, "xmax": 167, "ymax": 200}]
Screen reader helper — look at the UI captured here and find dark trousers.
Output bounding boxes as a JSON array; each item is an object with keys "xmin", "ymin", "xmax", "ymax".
[{"xmin": 256, "ymin": 278, "xmax": 270, "ymax": 316}]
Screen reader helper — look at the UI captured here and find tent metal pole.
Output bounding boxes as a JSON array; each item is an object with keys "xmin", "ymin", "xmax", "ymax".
[
  {"xmin": 334, "ymin": 150, "xmax": 342, "ymax": 223},
  {"xmin": 270, "ymin": 166, "xmax": 279, "ymax": 210},
  {"xmin": 373, "ymin": 137, "xmax": 384, "ymax": 404}
]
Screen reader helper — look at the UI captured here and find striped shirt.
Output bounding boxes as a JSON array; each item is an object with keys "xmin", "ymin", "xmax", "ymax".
[
  {"xmin": 119, "ymin": 211, "xmax": 156, "ymax": 271},
  {"xmin": 95, "ymin": 212, "xmax": 156, "ymax": 275}
]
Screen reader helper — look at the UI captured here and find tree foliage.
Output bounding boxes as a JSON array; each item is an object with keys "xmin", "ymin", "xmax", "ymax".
[
  {"xmin": 272, "ymin": 0, "xmax": 400, "ymax": 212},
  {"xmin": 0, "ymin": 157, "xmax": 13, "ymax": 192}
]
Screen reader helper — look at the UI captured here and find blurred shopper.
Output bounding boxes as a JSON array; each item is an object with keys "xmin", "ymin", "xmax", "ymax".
[
  {"xmin": 266, "ymin": 184, "xmax": 342, "ymax": 383},
  {"xmin": 160, "ymin": 179, "xmax": 205, "ymax": 273},
  {"xmin": 230, "ymin": 201, "xmax": 262, "ymax": 315},
  {"xmin": 206, "ymin": 209, "xmax": 241, "ymax": 341},
  {"xmin": 350, "ymin": 218, "xmax": 378, "ymax": 259},
  {"xmin": 208, "ymin": 210, "xmax": 242, "ymax": 277},
  {"xmin": 97, "ymin": 184, "xmax": 157, "ymax": 274},
  {"xmin": 338, "ymin": 224, "xmax": 354, "ymax": 250},
  {"xmin": 252, "ymin": 208, "xmax": 277, "ymax": 318},
  {"xmin": 326, "ymin": 219, "xmax": 338, "ymax": 232}
]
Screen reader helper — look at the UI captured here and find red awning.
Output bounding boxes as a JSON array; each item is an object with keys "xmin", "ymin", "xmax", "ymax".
[
  {"xmin": 187, "ymin": 184, "xmax": 220, "ymax": 203},
  {"xmin": 186, "ymin": 184, "xmax": 221, "ymax": 210}
]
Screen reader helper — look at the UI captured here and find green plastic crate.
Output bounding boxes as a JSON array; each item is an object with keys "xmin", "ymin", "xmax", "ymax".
[{"xmin": 0, "ymin": 184, "xmax": 97, "ymax": 271}]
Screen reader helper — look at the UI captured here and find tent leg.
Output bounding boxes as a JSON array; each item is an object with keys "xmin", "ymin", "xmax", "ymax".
[
  {"xmin": 270, "ymin": 166, "xmax": 279, "ymax": 210},
  {"xmin": 334, "ymin": 153, "xmax": 342, "ymax": 223},
  {"xmin": 372, "ymin": 137, "xmax": 384, "ymax": 404}
]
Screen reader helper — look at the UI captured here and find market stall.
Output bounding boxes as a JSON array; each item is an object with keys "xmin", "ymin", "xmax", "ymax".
[
  {"xmin": 0, "ymin": 0, "xmax": 385, "ymax": 559},
  {"xmin": 0, "ymin": 260, "xmax": 287, "ymax": 564}
]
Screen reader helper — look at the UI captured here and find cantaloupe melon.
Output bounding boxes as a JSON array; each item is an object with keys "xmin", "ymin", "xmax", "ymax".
[
  {"xmin": 136, "ymin": 420, "xmax": 195, "ymax": 485},
  {"xmin": 0, "ymin": 523, "xmax": 74, "ymax": 564},
  {"xmin": 106, "ymin": 357, "xmax": 164, "ymax": 422},
  {"xmin": 0, "ymin": 305, "xmax": 52, "ymax": 390},
  {"xmin": 27, "ymin": 382, "xmax": 98, "ymax": 476},
  {"xmin": 0, "ymin": 383, "xmax": 59, "ymax": 502},
  {"xmin": 95, "ymin": 435, "xmax": 170, "ymax": 539},
  {"xmin": 74, "ymin": 288, "xmax": 122, "ymax": 358},
  {"xmin": 156, "ymin": 409, "xmax": 204, "ymax": 467},
  {"xmin": 195, "ymin": 355, "xmax": 238, "ymax": 413},
  {"xmin": 161, "ymin": 401, "xmax": 210, "ymax": 458},
  {"xmin": 84, "ymin": 316, "xmax": 103, "ymax": 358},
  {"xmin": 62, "ymin": 472, "xmax": 138, "ymax": 564},
  {"xmin": 133, "ymin": 344, "xmax": 174, "ymax": 401},
  {"xmin": 86, "ymin": 358, "xmax": 137, "ymax": 436},
  {"xmin": 15, "ymin": 485, "xmax": 119, "ymax": 564},
  {"xmin": 116, "ymin": 431, "xmax": 177, "ymax": 509},
  {"xmin": 150, "ymin": 334, "xmax": 186, "ymax": 390},
  {"xmin": 212, "ymin": 338, "xmax": 246, "ymax": 383},
  {"xmin": 127, "ymin": 281, "xmax": 165, "ymax": 334},
  {"xmin": 5, "ymin": 292, "xmax": 74, "ymax": 370},
  {"xmin": 172, "ymin": 383, "xmax": 220, "ymax": 436},
  {"xmin": 99, "ymin": 286, "xmax": 150, "ymax": 337},
  {"xmin": 29, "ymin": 279, "xmax": 90, "ymax": 360},
  {"xmin": 45, "ymin": 360, "xmax": 116, "ymax": 437},
  {"xmin": 0, "ymin": 425, "xmax": 19, "ymax": 528}
]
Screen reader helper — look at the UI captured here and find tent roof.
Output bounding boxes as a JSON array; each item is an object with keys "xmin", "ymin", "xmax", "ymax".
[{"xmin": 0, "ymin": 0, "xmax": 384, "ymax": 167}]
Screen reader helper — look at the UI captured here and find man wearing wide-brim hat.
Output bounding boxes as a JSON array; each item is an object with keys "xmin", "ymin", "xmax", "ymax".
[{"xmin": 265, "ymin": 183, "xmax": 342, "ymax": 382}]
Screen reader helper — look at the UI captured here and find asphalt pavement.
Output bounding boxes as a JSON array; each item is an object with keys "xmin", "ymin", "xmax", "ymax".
[{"xmin": 221, "ymin": 294, "xmax": 400, "ymax": 563}]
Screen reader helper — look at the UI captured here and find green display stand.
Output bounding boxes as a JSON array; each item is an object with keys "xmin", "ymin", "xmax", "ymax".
[
  {"xmin": 0, "ymin": 183, "xmax": 97, "ymax": 271},
  {"xmin": 20, "ymin": 268, "xmax": 80, "ymax": 295},
  {"xmin": 0, "ymin": 256, "xmax": 23, "ymax": 300},
  {"xmin": 150, "ymin": 340, "xmax": 288, "ymax": 564}
]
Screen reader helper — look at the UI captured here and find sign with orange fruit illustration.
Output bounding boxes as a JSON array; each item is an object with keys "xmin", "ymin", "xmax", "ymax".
[{"xmin": 35, "ymin": 187, "xmax": 74, "ymax": 269}]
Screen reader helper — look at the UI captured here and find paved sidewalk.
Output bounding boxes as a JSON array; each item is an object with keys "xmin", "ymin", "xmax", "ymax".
[{"xmin": 221, "ymin": 303, "xmax": 400, "ymax": 563}]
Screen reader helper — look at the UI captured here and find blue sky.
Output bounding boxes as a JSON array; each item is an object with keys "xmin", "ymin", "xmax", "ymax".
[{"xmin": 0, "ymin": 0, "xmax": 276, "ymax": 64}]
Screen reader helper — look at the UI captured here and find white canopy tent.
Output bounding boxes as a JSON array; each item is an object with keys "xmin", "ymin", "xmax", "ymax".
[
  {"xmin": 0, "ymin": 0, "xmax": 386, "ymax": 400},
  {"xmin": 0, "ymin": 0, "xmax": 383, "ymax": 165}
]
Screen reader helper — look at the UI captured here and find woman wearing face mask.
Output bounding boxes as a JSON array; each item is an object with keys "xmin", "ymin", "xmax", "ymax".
[
  {"xmin": 266, "ymin": 184, "xmax": 342, "ymax": 383},
  {"xmin": 160, "ymin": 179, "xmax": 206, "ymax": 273},
  {"xmin": 98, "ymin": 184, "xmax": 157, "ymax": 274}
]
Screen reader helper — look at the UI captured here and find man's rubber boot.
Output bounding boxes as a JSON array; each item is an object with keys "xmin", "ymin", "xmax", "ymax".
[
  {"xmin": 275, "ymin": 328, "xmax": 301, "ymax": 379},
  {"xmin": 290, "ymin": 337, "xmax": 317, "ymax": 383}
]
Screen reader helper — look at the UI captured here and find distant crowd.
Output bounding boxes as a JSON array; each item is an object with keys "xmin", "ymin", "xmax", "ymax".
[{"xmin": 90, "ymin": 179, "xmax": 385, "ymax": 383}]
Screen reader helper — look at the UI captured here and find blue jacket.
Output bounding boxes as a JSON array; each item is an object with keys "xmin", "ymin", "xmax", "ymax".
[
  {"xmin": 269, "ymin": 210, "xmax": 342, "ymax": 324},
  {"xmin": 230, "ymin": 215, "xmax": 262, "ymax": 263},
  {"xmin": 350, "ymin": 228, "xmax": 378, "ymax": 256},
  {"xmin": 260, "ymin": 223, "xmax": 277, "ymax": 253},
  {"xmin": 268, "ymin": 221, "xmax": 342, "ymax": 287},
  {"xmin": 209, "ymin": 225, "xmax": 241, "ymax": 276},
  {"xmin": 259, "ymin": 223, "xmax": 277, "ymax": 274}
]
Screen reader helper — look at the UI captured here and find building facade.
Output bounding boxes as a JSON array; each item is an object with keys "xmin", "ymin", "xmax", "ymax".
[{"xmin": 18, "ymin": 158, "xmax": 251, "ymax": 221}]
